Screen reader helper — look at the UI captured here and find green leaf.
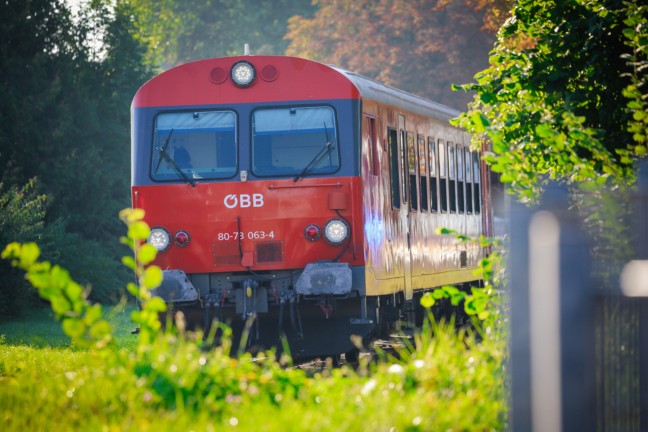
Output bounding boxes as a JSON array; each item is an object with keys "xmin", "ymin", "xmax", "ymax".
[
  {"xmin": 122, "ymin": 255, "xmax": 136, "ymax": 270},
  {"xmin": 535, "ymin": 123, "xmax": 553, "ymax": 138},
  {"xmin": 147, "ymin": 297, "xmax": 167, "ymax": 313},
  {"xmin": 470, "ymin": 112, "xmax": 491, "ymax": 133},
  {"xmin": 137, "ymin": 243, "xmax": 157, "ymax": 265},
  {"xmin": 89, "ymin": 321, "xmax": 112, "ymax": 339},
  {"xmin": 19, "ymin": 243, "xmax": 41, "ymax": 268},
  {"xmin": 62, "ymin": 319, "xmax": 86, "ymax": 339},
  {"xmin": 141, "ymin": 266, "xmax": 163, "ymax": 289},
  {"xmin": 128, "ymin": 221, "xmax": 151, "ymax": 241},
  {"xmin": 63, "ymin": 281, "xmax": 83, "ymax": 301},
  {"xmin": 127, "ymin": 282, "xmax": 140, "ymax": 297},
  {"xmin": 420, "ymin": 292, "xmax": 435, "ymax": 308},
  {"xmin": 84, "ymin": 304, "xmax": 103, "ymax": 325},
  {"xmin": 51, "ymin": 296, "xmax": 72, "ymax": 315}
]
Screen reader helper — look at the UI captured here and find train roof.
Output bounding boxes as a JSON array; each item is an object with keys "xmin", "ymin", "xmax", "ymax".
[
  {"xmin": 132, "ymin": 55, "xmax": 460, "ymax": 122},
  {"xmin": 330, "ymin": 66, "xmax": 460, "ymax": 122}
]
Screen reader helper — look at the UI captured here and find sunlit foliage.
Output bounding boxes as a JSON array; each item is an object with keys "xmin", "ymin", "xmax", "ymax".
[{"xmin": 455, "ymin": 0, "xmax": 648, "ymax": 201}]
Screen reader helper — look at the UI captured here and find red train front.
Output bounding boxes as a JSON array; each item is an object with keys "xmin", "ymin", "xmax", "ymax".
[{"xmin": 131, "ymin": 55, "xmax": 490, "ymax": 358}]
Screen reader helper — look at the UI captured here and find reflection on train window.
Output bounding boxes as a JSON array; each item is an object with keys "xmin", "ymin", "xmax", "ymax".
[
  {"xmin": 407, "ymin": 133, "xmax": 418, "ymax": 211},
  {"xmin": 428, "ymin": 138, "xmax": 438, "ymax": 212},
  {"xmin": 448, "ymin": 143, "xmax": 457, "ymax": 213},
  {"xmin": 418, "ymin": 135, "xmax": 428, "ymax": 212},
  {"xmin": 473, "ymin": 151, "xmax": 481, "ymax": 214},
  {"xmin": 400, "ymin": 129, "xmax": 408, "ymax": 205},
  {"xmin": 252, "ymin": 106, "xmax": 339, "ymax": 177},
  {"xmin": 151, "ymin": 111, "xmax": 237, "ymax": 181},
  {"xmin": 439, "ymin": 140, "xmax": 448, "ymax": 212},
  {"xmin": 366, "ymin": 117, "xmax": 379, "ymax": 176},
  {"xmin": 388, "ymin": 128, "xmax": 400, "ymax": 209},
  {"xmin": 465, "ymin": 147, "xmax": 473, "ymax": 214},
  {"xmin": 457, "ymin": 146, "xmax": 465, "ymax": 213}
]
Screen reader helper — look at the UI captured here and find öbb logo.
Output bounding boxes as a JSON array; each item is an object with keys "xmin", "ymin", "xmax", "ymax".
[{"xmin": 223, "ymin": 194, "xmax": 264, "ymax": 209}]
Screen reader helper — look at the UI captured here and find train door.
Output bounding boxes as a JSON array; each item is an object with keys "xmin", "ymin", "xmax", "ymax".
[{"xmin": 399, "ymin": 115, "xmax": 413, "ymax": 301}]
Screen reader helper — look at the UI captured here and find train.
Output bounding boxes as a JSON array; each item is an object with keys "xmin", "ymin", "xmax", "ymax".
[{"xmin": 130, "ymin": 54, "xmax": 492, "ymax": 359}]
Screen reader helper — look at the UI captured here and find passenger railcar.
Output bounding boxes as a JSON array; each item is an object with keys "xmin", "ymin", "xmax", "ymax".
[{"xmin": 131, "ymin": 55, "xmax": 492, "ymax": 357}]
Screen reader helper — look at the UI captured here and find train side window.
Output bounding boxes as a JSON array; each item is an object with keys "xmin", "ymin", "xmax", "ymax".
[
  {"xmin": 448, "ymin": 143, "xmax": 457, "ymax": 213},
  {"xmin": 365, "ymin": 116, "xmax": 379, "ymax": 176},
  {"xmin": 473, "ymin": 151, "xmax": 481, "ymax": 214},
  {"xmin": 438, "ymin": 140, "xmax": 447, "ymax": 212},
  {"xmin": 418, "ymin": 135, "xmax": 428, "ymax": 212},
  {"xmin": 465, "ymin": 147, "xmax": 473, "ymax": 214},
  {"xmin": 428, "ymin": 138, "xmax": 438, "ymax": 212},
  {"xmin": 400, "ymin": 129, "xmax": 408, "ymax": 206},
  {"xmin": 388, "ymin": 128, "xmax": 400, "ymax": 209},
  {"xmin": 457, "ymin": 146, "xmax": 465, "ymax": 213},
  {"xmin": 407, "ymin": 132, "xmax": 418, "ymax": 211}
]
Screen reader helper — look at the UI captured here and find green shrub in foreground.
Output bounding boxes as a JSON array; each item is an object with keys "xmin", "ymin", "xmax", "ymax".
[{"xmin": 0, "ymin": 209, "xmax": 507, "ymax": 431}]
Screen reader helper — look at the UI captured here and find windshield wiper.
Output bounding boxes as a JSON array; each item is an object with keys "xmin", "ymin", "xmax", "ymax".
[
  {"xmin": 293, "ymin": 123, "xmax": 334, "ymax": 182},
  {"xmin": 154, "ymin": 129, "xmax": 196, "ymax": 187},
  {"xmin": 293, "ymin": 142, "xmax": 334, "ymax": 182}
]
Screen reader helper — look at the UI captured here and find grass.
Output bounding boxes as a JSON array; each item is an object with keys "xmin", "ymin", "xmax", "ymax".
[
  {"xmin": 0, "ymin": 302, "xmax": 138, "ymax": 350},
  {"xmin": 0, "ymin": 307, "xmax": 507, "ymax": 431}
]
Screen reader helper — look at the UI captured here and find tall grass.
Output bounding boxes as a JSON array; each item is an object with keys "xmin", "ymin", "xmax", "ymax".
[
  {"xmin": 0, "ymin": 210, "xmax": 507, "ymax": 431},
  {"xmin": 1, "ymin": 320, "xmax": 506, "ymax": 431}
]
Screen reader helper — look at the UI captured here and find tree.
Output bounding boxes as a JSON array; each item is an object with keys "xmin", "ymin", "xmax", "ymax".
[
  {"xmin": 125, "ymin": 0, "xmax": 315, "ymax": 69},
  {"xmin": 285, "ymin": 0, "xmax": 502, "ymax": 109},
  {"xmin": 455, "ymin": 0, "xmax": 648, "ymax": 201},
  {"xmin": 0, "ymin": 0, "xmax": 154, "ymax": 308}
]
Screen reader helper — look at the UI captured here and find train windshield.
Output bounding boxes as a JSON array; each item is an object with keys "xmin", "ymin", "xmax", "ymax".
[
  {"xmin": 151, "ymin": 111, "xmax": 237, "ymax": 182},
  {"xmin": 252, "ymin": 106, "xmax": 339, "ymax": 177}
]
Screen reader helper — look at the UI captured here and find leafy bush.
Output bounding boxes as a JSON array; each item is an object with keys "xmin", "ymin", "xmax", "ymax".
[{"xmin": 0, "ymin": 179, "xmax": 48, "ymax": 316}]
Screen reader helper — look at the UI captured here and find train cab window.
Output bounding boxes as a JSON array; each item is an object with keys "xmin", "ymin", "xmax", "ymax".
[
  {"xmin": 252, "ymin": 106, "xmax": 339, "ymax": 177},
  {"xmin": 439, "ymin": 140, "xmax": 448, "ymax": 212},
  {"xmin": 151, "ymin": 111, "xmax": 237, "ymax": 182},
  {"xmin": 457, "ymin": 146, "xmax": 465, "ymax": 213},
  {"xmin": 428, "ymin": 138, "xmax": 438, "ymax": 212},
  {"xmin": 448, "ymin": 143, "xmax": 457, "ymax": 213},
  {"xmin": 418, "ymin": 135, "xmax": 428, "ymax": 212},
  {"xmin": 388, "ymin": 128, "xmax": 400, "ymax": 209},
  {"xmin": 473, "ymin": 151, "xmax": 481, "ymax": 214},
  {"xmin": 407, "ymin": 133, "xmax": 418, "ymax": 211},
  {"xmin": 465, "ymin": 148, "xmax": 473, "ymax": 214}
]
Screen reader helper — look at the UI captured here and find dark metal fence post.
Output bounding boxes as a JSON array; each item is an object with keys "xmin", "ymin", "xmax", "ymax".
[
  {"xmin": 509, "ymin": 184, "xmax": 595, "ymax": 431},
  {"xmin": 635, "ymin": 161, "xmax": 648, "ymax": 431}
]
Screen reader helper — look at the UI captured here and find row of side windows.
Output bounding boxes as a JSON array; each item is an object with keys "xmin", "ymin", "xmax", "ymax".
[{"xmin": 386, "ymin": 125, "xmax": 481, "ymax": 215}]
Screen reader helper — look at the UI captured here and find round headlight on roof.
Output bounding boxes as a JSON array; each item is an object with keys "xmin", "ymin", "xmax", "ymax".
[
  {"xmin": 148, "ymin": 227, "xmax": 171, "ymax": 252},
  {"xmin": 323, "ymin": 218, "xmax": 350, "ymax": 245},
  {"xmin": 230, "ymin": 61, "xmax": 256, "ymax": 87}
]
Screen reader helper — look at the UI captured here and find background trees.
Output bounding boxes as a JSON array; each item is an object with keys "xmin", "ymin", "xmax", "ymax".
[
  {"xmin": 0, "ymin": 0, "xmax": 152, "ymax": 313},
  {"xmin": 126, "ymin": 0, "xmax": 315, "ymax": 68},
  {"xmin": 285, "ymin": 0, "xmax": 509, "ymax": 109}
]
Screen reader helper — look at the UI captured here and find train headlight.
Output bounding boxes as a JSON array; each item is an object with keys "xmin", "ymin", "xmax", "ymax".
[
  {"xmin": 323, "ymin": 219, "xmax": 349, "ymax": 245},
  {"xmin": 148, "ymin": 227, "xmax": 171, "ymax": 252},
  {"xmin": 230, "ymin": 61, "xmax": 256, "ymax": 87}
]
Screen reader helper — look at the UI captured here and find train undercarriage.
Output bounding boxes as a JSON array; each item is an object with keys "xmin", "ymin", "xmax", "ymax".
[{"xmin": 152, "ymin": 267, "xmax": 473, "ymax": 359}]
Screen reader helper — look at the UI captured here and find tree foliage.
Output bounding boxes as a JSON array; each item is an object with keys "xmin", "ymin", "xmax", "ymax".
[
  {"xmin": 125, "ymin": 0, "xmax": 315, "ymax": 69},
  {"xmin": 455, "ymin": 0, "xmax": 648, "ymax": 201},
  {"xmin": 0, "ymin": 0, "xmax": 153, "ymax": 310},
  {"xmin": 285, "ymin": 0, "xmax": 506, "ymax": 109}
]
